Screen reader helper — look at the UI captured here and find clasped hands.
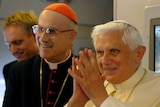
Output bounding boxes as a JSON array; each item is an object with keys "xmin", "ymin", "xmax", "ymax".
[{"xmin": 68, "ymin": 48, "xmax": 108, "ymax": 107}]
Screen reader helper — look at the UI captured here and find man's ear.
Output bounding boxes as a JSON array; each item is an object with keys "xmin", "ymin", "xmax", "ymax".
[
  {"xmin": 136, "ymin": 46, "xmax": 146, "ymax": 62},
  {"xmin": 69, "ymin": 30, "xmax": 77, "ymax": 42}
]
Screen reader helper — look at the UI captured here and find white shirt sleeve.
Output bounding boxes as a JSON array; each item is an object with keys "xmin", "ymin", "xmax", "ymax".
[{"xmin": 100, "ymin": 96, "xmax": 131, "ymax": 107}]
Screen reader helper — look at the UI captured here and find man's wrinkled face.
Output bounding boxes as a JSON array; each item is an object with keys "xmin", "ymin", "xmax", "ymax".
[
  {"xmin": 95, "ymin": 31, "xmax": 139, "ymax": 84},
  {"xmin": 36, "ymin": 10, "xmax": 75, "ymax": 62}
]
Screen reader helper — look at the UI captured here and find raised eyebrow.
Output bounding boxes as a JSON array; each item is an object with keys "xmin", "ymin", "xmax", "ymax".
[
  {"xmin": 38, "ymin": 25, "xmax": 58, "ymax": 30},
  {"xmin": 110, "ymin": 48, "xmax": 120, "ymax": 50},
  {"xmin": 12, "ymin": 40, "xmax": 23, "ymax": 44},
  {"xmin": 96, "ymin": 49, "xmax": 104, "ymax": 53},
  {"xmin": 48, "ymin": 27, "xmax": 58, "ymax": 31},
  {"xmin": 109, "ymin": 48, "xmax": 120, "ymax": 52}
]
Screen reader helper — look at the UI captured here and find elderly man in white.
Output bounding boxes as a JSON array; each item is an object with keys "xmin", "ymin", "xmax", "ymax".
[{"xmin": 66, "ymin": 20, "xmax": 160, "ymax": 107}]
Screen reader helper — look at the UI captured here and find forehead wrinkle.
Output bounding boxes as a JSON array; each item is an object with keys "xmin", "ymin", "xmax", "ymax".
[{"xmin": 95, "ymin": 32, "xmax": 129, "ymax": 51}]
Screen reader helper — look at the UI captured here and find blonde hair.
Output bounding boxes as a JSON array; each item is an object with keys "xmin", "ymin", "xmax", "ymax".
[{"xmin": 3, "ymin": 11, "xmax": 38, "ymax": 36}]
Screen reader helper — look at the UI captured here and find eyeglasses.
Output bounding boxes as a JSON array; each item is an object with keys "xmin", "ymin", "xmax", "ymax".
[{"xmin": 32, "ymin": 25, "xmax": 74, "ymax": 35}]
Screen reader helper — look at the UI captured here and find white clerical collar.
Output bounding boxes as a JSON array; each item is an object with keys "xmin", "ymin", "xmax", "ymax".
[
  {"xmin": 114, "ymin": 65, "xmax": 145, "ymax": 89},
  {"xmin": 44, "ymin": 50, "xmax": 71, "ymax": 70},
  {"xmin": 104, "ymin": 65, "xmax": 146, "ymax": 94}
]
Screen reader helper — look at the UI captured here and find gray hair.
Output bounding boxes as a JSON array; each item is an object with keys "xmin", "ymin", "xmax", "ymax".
[{"xmin": 91, "ymin": 20, "xmax": 143, "ymax": 50}]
